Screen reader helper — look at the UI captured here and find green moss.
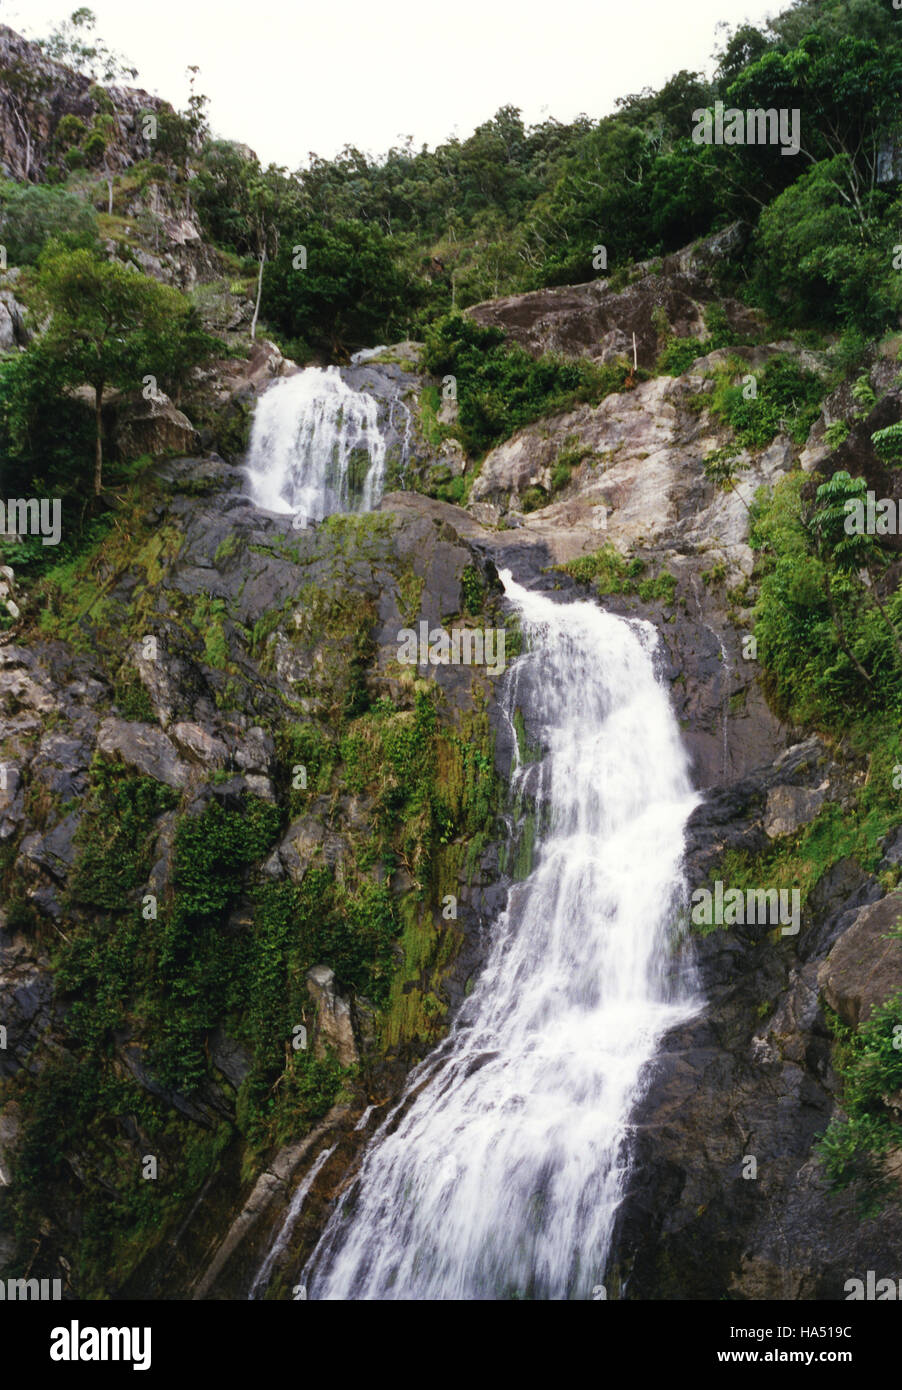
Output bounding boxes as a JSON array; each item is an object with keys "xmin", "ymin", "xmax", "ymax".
[
  {"xmin": 513, "ymin": 708, "xmax": 541, "ymax": 765},
  {"xmin": 460, "ymin": 564, "xmax": 485, "ymax": 616},
  {"xmin": 68, "ymin": 757, "xmax": 178, "ymax": 916},
  {"xmin": 398, "ymin": 567, "xmax": 425, "ymax": 626},
  {"xmin": 214, "ymin": 532, "xmax": 241, "ymax": 564},
  {"xmin": 710, "ymin": 355, "xmax": 824, "ymax": 450},
  {"xmin": 5, "ymin": 470, "xmax": 507, "ymax": 1292},
  {"xmin": 559, "ymin": 544, "xmax": 676, "ymax": 605},
  {"xmin": 656, "ymin": 336, "xmax": 706, "ymax": 376},
  {"xmin": 7, "ymin": 1056, "xmax": 232, "ymax": 1298},
  {"xmin": 189, "ymin": 594, "xmax": 232, "ymax": 670},
  {"xmin": 701, "ymin": 558, "xmax": 727, "ymax": 587},
  {"xmin": 698, "ymin": 732, "xmax": 901, "ymax": 939},
  {"xmin": 112, "ymin": 666, "xmax": 155, "ymax": 721}
]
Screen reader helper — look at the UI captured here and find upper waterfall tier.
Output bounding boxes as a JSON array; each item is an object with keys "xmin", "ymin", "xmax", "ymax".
[{"xmin": 244, "ymin": 367, "xmax": 388, "ymax": 523}]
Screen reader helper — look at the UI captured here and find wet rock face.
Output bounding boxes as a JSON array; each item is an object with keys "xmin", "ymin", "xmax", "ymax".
[
  {"xmin": 339, "ymin": 358, "xmax": 427, "ymax": 492},
  {"xmin": 0, "ymin": 280, "xmax": 29, "ymax": 350},
  {"xmin": 306, "ymin": 967, "xmax": 357, "ymax": 1067},
  {"xmin": 0, "ymin": 454, "xmax": 513, "ymax": 1296},
  {"xmin": 609, "ymin": 743, "xmax": 902, "ymax": 1300}
]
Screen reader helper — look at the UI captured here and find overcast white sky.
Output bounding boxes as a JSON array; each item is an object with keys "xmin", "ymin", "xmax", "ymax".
[{"xmin": 4, "ymin": 0, "xmax": 781, "ymax": 168}]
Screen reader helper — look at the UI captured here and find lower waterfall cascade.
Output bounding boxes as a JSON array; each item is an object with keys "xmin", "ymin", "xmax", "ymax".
[{"xmin": 258, "ymin": 571, "xmax": 705, "ymax": 1300}]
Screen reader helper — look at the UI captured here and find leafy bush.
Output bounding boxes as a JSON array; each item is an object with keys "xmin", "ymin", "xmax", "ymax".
[
  {"xmin": 422, "ymin": 312, "xmax": 629, "ymax": 456},
  {"xmin": 0, "ymin": 180, "xmax": 100, "ymax": 264},
  {"xmin": 712, "ymin": 355, "xmax": 824, "ymax": 449},
  {"xmin": 751, "ymin": 157, "xmax": 902, "ymax": 333},
  {"xmin": 561, "ymin": 543, "xmax": 676, "ymax": 603},
  {"xmin": 750, "ymin": 473, "xmax": 902, "ymax": 726},
  {"xmin": 871, "ymin": 423, "xmax": 902, "ymax": 464},
  {"xmin": 818, "ymin": 991, "xmax": 902, "ymax": 1211},
  {"xmin": 824, "ymin": 420, "xmax": 850, "ymax": 448},
  {"xmin": 69, "ymin": 760, "xmax": 178, "ymax": 912},
  {"xmin": 262, "ymin": 219, "xmax": 421, "ymax": 355},
  {"xmin": 657, "ymin": 336, "xmax": 705, "ymax": 376}
]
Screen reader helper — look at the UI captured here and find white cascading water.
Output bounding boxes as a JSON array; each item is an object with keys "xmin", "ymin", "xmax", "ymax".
[
  {"xmin": 244, "ymin": 367, "xmax": 387, "ymax": 523},
  {"xmin": 248, "ymin": 1145, "xmax": 336, "ymax": 1301},
  {"xmin": 294, "ymin": 572, "xmax": 701, "ymax": 1300}
]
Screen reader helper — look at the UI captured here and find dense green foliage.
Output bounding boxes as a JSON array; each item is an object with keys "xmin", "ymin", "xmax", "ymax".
[
  {"xmin": 751, "ymin": 474, "xmax": 902, "ymax": 727},
  {"xmin": 818, "ymin": 989, "xmax": 902, "ymax": 1212},
  {"xmin": 0, "ymin": 179, "xmax": 100, "ymax": 261},
  {"xmin": 711, "ymin": 356, "xmax": 825, "ymax": 448},
  {"xmin": 261, "ymin": 220, "xmax": 422, "ymax": 357},
  {"xmin": 2, "ymin": 0, "xmax": 902, "ymax": 1278},
  {"xmin": 561, "ymin": 544, "xmax": 677, "ymax": 604},
  {"xmin": 422, "ymin": 312, "xmax": 630, "ymax": 456},
  {"xmin": 181, "ymin": 0, "xmax": 902, "ymax": 338}
]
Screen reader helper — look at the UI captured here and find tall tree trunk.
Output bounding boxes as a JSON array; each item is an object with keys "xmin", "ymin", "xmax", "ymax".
[
  {"xmin": 250, "ymin": 250, "xmax": 266, "ymax": 342},
  {"xmin": 94, "ymin": 387, "xmax": 104, "ymax": 496}
]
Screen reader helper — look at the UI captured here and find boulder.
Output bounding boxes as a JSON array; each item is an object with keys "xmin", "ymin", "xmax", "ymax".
[
  {"xmin": 169, "ymin": 721, "xmax": 229, "ymax": 768},
  {"xmin": 96, "ymin": 717, "xmax": 190, "ymax": 788},
  {"xmin": 306, "ymin": 966, "xmax": 358, "ymax": 1066},
  {"xmin": 818, "ymin": 893, "xmax": 902, "ymax": 1028},
  {"xmin": 0, "ymin": 289, "xmax": 28, "ymax": 350},
  {"xmin": 764, "ymin": 783, "xmax": 827, "ymax": 838},
  {"xmin": 115, "ymin": 393, "xmax": 199, "ymax": 460}
]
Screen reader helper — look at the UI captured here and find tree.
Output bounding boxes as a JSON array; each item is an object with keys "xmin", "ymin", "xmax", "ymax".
[
  {"xmin": 726, "ymin": 33, "xmax": 902, "ymax": 216},
  {"xmin": 809, "ymin": 470, "xmax": 902, "ymax": 668},
  {"xmin": 0, "ymin": 180, "xmax": 99, "ymax": 263},
  {"xmin": 0, "ymin": 344, "xmax": 93, "ymax": 499},
  {"xmin": 0, "ymin": 57, "xmax": 53, "ymax": 180},
  {"xmin": 713, "ymin": 22, "xmax": 773, "ymax": 91},
  {"xmin": 703, "ymin": 445, "xmax": 752, "ymax": 512},
  {"xmin": 36, "ymin": 8, "xmax": 137, "ymax": 83},
  {"xmin": 261, "ymin": 219, "xmax": 420, "ymax": 356},
  {"xmin": 34, "ymin": 250, "xmax": 215, "ymax": 494},
  {"xmin": 248, "ymin": 172, "xmax": 282, "ymax": 342},
  {"xmin": 751, "ymin": 157, "xmax": 900, "ymax": 331}
]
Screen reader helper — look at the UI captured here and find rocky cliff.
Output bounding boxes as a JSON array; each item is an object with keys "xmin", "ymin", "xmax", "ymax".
[
  {"xmin": 1, "ymin": 26, "xmax": 901, "ymax": 1296},
  {"xmin": 0, "ymin": 25, "xmax": 166, "ymax": 183}
]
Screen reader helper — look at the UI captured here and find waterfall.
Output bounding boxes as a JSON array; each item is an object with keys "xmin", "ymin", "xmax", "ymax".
[
  {"xmin": 296, "ymin": 572, "xmax": 701, "ymax": 1300},
  {"xmin": 244, "ymin": 368, "xmax": 387, "ymax": 524},
  {"xmin": 248, "ymin": 1145, "xmax": 336, "ymax": 1300}
]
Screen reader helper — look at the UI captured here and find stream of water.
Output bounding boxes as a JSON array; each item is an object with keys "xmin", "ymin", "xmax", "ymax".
[{"xmin": 284, "ymin": 573, "xmax": 702, "ymax": 1299}]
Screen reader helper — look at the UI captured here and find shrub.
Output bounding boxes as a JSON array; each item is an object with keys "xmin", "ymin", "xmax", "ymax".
[
  {"xmin": 712, "ymin": 356, "xmax": 824, "ymax": 449},
  {"xmin": 824, "ymin": 420, "xmax": 850, "ymax": 448},
  {"xmin": 422, "ymin": 312, "xmax": 630, "ymax": 456},
  {"xmin": 817, "ymin": 991, "xmax": 902, "ymax": 1211},
  {"xmin": 871, "ymin": 423, "xmax": 902, "ymax": 465},
  {"xmin": 0, "ymin": 180, "xmax": 99, "ymax": 264},
  {"xmin": 656, "ymin": 336, "xmax": 705, "ymax": 377}
]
